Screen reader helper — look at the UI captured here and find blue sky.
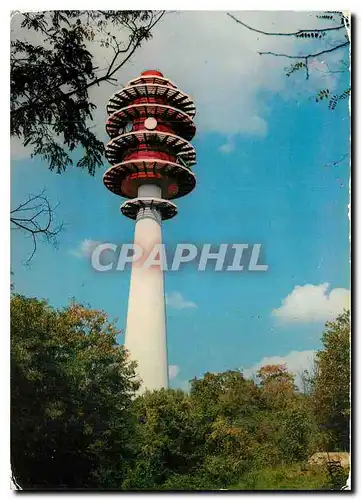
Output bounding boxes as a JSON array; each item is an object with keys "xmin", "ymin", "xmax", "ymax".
[{"xmin": 11, "ymin": 11, "xmax": 350, "ymax": 389}]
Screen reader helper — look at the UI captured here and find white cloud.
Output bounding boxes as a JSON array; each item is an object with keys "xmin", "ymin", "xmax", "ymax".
[
  {"xmin": 168, "ymin": 364, "xmax": 180, "ymax": 380},
  {"xmin": 218, "ymin": 138, "xmax": 235, "ymax": 154},
  {"xmin": 272, "ymin": 283, "xmax": 350, "ymax": 323},
  {"xmin": 243, "ymin": 349, "xmax": 316, "ymax": 389},
  {"xmin": 69, "ymin": 239, "xmax": 101, "ymax": 258},
  {"xmin": 11, "ymin": 11, "xmax": 343, "ymax": 151},
  {"xmin": 166, "ymin": 291, "xmax": 197, "ymax": 310},
  {"xmin": 84, "ymin": 11, "xmax": 341, "ymax": 142}
]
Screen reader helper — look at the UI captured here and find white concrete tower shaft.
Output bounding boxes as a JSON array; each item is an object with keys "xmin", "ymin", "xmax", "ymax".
[{"xmin": 124, "ymin": 184, "xmax": 168, "ymax": 392}]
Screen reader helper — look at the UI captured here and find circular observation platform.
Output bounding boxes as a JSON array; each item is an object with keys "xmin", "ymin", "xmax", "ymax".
[
  {"xmin": 105, "ymin": 130, "xmax": 196, "ymax": 166},
  {"xmin": 103, "ymin": 159, "xmax": 196, "ymax": 199},
  {"xmin": 120, "ymin": 197, "xmax": 178, "ymax": 221},
  {"xmin": 106, "ymin": 104, "xmax": 196, "ymax": 141},
  {"xmin": 107, "ymin": 84, "xmax": 196, "ymax": 118}
]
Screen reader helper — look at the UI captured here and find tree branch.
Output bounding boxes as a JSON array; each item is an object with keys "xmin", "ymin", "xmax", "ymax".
[
  {"xmin": 324, "ymin": 153, "xmax": 349, "ymax": 168},
  {"xmin": 11, "ymin": 191, "xmax": 63, "ymax": 264},
  {"xmin": 259, "ymin": 41, "xmax": 349, "ymax": 80},
  {"xmin": 228, "ymin": 11, "xmax": 350, "ymax": 82},
  {"xmin": 227, "ymin": 13, "xmax": 345, "ymax": 36},
  {"xmin": 13, "ymin": 11, "xmax": 166, "ymax": 116},
  {"xmin": 259, "ymin": 41, "xmax": 349, "ymax": 60}
]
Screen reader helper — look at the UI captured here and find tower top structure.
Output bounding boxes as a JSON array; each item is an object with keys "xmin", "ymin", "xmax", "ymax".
[
  {"xmin": 103, "ymin": 70, "xmax": 197, "ymax": 220},
  {"xmin": 141, "ymin": 69, "xmax": 163, "ymax": 77}
]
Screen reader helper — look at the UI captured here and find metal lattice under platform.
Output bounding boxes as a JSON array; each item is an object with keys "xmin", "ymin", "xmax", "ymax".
[{"xmin": 120, "ymin": 197, "xmax": 178, "ymax": 221}]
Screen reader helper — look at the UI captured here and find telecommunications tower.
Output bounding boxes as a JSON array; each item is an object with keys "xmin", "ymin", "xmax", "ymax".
[{"xmin": 104, "ymin": 70, "xmax": 197, "ymax": 391}]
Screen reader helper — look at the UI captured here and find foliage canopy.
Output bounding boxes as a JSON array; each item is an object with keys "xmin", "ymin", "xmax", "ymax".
[{"xmin": 11, "ymin": 294, "xmax": 350, "ymax": 490}]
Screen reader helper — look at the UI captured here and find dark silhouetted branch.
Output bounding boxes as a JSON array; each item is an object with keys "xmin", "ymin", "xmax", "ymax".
[
  {"xmin": 227, "ymin": 13, "xmax": 345, "ymax": 36},
  {"xmin": 11, "ymin": 190, "xmax": 63, "ymax": 263}
]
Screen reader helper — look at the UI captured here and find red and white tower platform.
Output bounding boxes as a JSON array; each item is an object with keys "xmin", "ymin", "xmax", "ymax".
[{"xmin": 104, "ymin": 70, "xmax": 197, "ymax": 392}]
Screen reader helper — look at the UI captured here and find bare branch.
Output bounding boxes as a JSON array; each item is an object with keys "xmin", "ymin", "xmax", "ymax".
[
  {"xmin": 227, "ymin": 13, "xmax": 345, "ymax": 36},
  {"xmin": 324, "ymin": 153, "xmax": 350, "ymax": 168},
  {"xmin": 259, "ymin": 41, "xmax": 349, "ymax": 80},
  {"xmin": 228, "ymin": 12, "xmax": 349, "ymax": 81},
  {"xmin": 259, "ymin": 41, "xmax": 349, "ymax": 60},
  {"xmin": 10, "ymin": 191, "xmax": 63, "ymax": 264}
]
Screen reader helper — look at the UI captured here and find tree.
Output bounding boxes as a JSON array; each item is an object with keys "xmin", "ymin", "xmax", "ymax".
[
  {"xmin": 123, "ymin": 388, "xmax": 205, "ymax": 490},
  {"xmin": 311, "ymin": 310, "xmax": 350, "ymax": 451},
  {"xmin": 125, "ymin": 372, "xmax": 264, "ymax": 490},
  {"xmin": 11, "ymin": 295, "xmax": 140, "ymax": 489},
  {"xmin": 11, "ymin": 10, "xmax": 165, "ymax": 174},
  {"xmin": 190, "ymin": 370, "xmax": 260, "ymax": 420},
  {"xmin": 256, "ymin": 364, "xmax": 297, "ymax": 409},
  {"xmin": 257, "ymin": 363, "xmax": 296, "ymax": 387},
  {"xmin": 189, "ymin": 371, "xmax": 263, "ymax": 486},
  {"xmin": 277, "ymin": 405, "xmax": 315, "ymax": 463},
  {"xmin": 228, "ymin": 11, "xmax": 350, "ymax": 120},
  {"xmin": 11, "ymin": 293, "xmax": 350, "ymax": 490},
  {"xmin": 254, "ymin": 364, "xmax": 321, "ymax": 467},
  {"xmin": 11, "ymin": 10, "xmax": 164, "ymax": 260}
]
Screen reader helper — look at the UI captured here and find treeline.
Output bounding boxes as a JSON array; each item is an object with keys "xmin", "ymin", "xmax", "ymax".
[{"xmin": 11, "ymin": 295, "xmax": 350, "ymax": 490}]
